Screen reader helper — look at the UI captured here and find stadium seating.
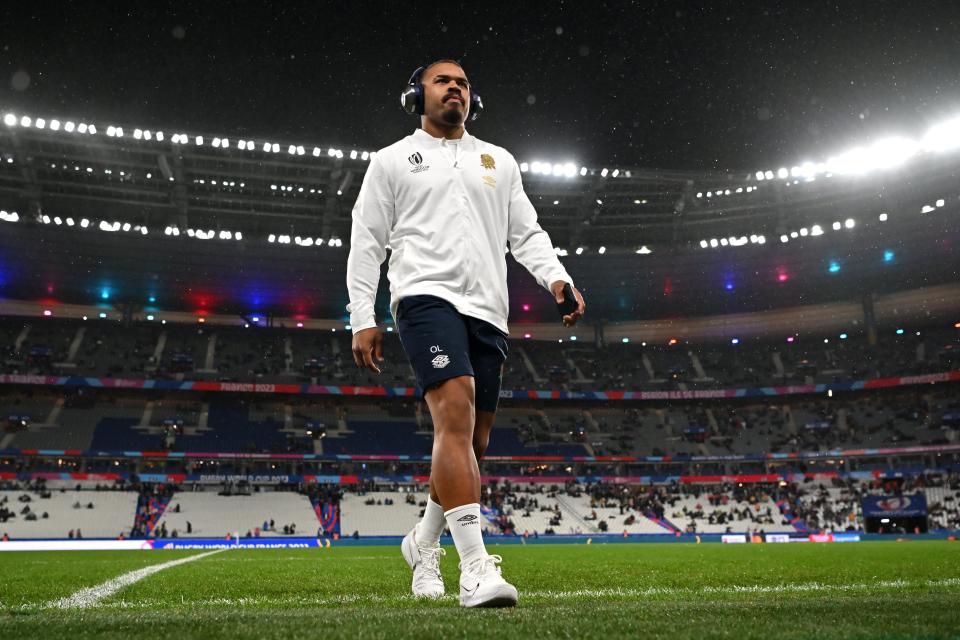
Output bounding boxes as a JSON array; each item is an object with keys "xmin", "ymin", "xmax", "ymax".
[
  {"xmin": 0, "ymin": 489, "xmax": 138, "ymax": 538},
  {"xmin": 155, "ymin": 491, "xmax": 320, "ymax": 538},
  {"xmin": 2, "ymin": 315, "xmax": 956, "ymax": 390}
]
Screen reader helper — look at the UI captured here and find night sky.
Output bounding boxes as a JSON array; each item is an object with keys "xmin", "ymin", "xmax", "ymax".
[{"xmin": 4, "ymin": 1, "xmax": 960, "ymax": 171}]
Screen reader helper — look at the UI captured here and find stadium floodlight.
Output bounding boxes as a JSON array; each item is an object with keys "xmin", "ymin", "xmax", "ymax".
[
  {"xmin": 579, "ymin": 166, "xmax": 587, "ymax": 176},
  {"xmin": 921, "ymin": 205, "xmax": 935, "ymax": 213},
  {"xmin": 80, "ymin": 218, "xmax": 90, "ymax": 228},
  {"xmin": 20, "ymin": 116, "xmax": 32, "ymax": 127},
  {"xmin": 611, "ymin": 169, "xmax": 620, "ymax": 178},
  {"xmin": 810, "ymin": 225, "xmax": 823, "ymax": 236},
  {"xmin": 272, "ymin": 143, "xmax": 280, "ymax": 153},
  {"xmin": 922, "ymin": 116, "xmax": 960, "ymax": 153},
  {"xmin": 155, "ymin": 131, "xmax": 162, "ymax": 141},
  {"xmin": 790, "ymin": 231, "xmax": 798, "ymax": 238},
  {"xmin": 35, "ymin": 118, "xmax": 46, "ymax": 129},
  {"xmin": 598, "ymin": 246, "xmax": 606, "ymax": 255},
  {"xmin": 636, "ymin": 246, "xmax": 652, "ymax": 254},
  {"xmin": 777, "ymin": 167, "xmax": 788, "ymax": 179},
  {"xmin": 195, "ymin": 136, "xmax": 204, "ymax": 145},
  {"xmin": 361, "ymin": 151, "xmax": 369, "ymax": 161},
  {"xmin": 799, "ymin": 227, "xmax": 809, "ymax": 237},
  {"xmin": 755, "ymin": 171, "xmax": 765, "ymax": 181},
  {"xmin": 563, "ymin": 163, "xmax": 577, "ymax": 178},
  {"xmin": 575, "ymin": 247, "xmax": 584, "ymax": 255},
  {"xmin": 314, "ymin": 147, "xmax": 323, "ymax": 157},
  {"xmin": 64, "ymin": 121, "xmax": 75, "ymax": 132},
  {"xmin": 879, "ymin": 213, "xmax": 888, "ymax": 221},
  {"xmin": 134, "ymin": 129, "xmax": 143, "ymax": 139},
  {"xmin": 3, "ymin": 113, "xmax": 16, "ymax": 126},
  {"xmin": 700, "ymin": 240, "xmax": 709, "ymax": 248},
  {"xmin": 844, "ymin": 218, "xmax": 855, "ymax": 229},
  {"xmin": 519, "ymin": 162, "xmax": 529, "ymax": 172},
  {"xmin": 143, "ymin": 130, "xmax": 152, "ymax": 140},
  {"xmin": 832, "ymin": 221, "xmax": 842, "ymax": 230},
  {"xmin": 350, "ymin": 149, "xmax": 358, "ymax": 159},
  {"xmin": 288, "ymin": 145, "xmax": 297, "ymax": 155},
  {"xmin": 780, "ymin": 234, "xmax": 788, "ymax": 243},
  {"xmin": 600, "ymin": 168, "xmax": 608, "ymax": 177},
  {"xmin": 268, "ymin": 234, "xmax": 276, "ymax": 243},
  {"xmin": 936, "ymin": 198, "xmax": 945, "ymax": 207},
  {"xmin": 552, "ymin": 164, "xmax": 564, "ymax": 176},
  {"xmin": 709, "ymin": 238, "xmax": 719, "ymax": 248}
]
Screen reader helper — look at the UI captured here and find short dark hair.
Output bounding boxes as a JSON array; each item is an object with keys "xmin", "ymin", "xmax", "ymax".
[{"xmin": 421, "ymin": 59, "xmax": 466, "ymax": 82}]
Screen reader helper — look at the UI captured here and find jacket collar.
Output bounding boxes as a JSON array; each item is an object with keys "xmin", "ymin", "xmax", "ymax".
[{"xmin": 411, "ymin": 127, "xmax": 474, "ymax": 148}]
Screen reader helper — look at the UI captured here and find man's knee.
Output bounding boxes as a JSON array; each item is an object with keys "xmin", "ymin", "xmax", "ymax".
[{"xmin": 427, "ymin": 376, "xmax": 476, "ymax": 439}]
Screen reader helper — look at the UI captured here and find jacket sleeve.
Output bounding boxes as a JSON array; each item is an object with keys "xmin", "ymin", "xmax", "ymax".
[
  {"xmin": 506, "ymin": 155, "xmax": 574, "ymax": 292},
  {"xmin": 346, "ymin": 153, "xmax": 395, "ymax": 333}
]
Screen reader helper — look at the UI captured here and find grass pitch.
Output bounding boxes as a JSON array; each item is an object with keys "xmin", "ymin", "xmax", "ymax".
[{"xmin": 1, "ymin": 541, "xmax": 958, "ymax": 639}]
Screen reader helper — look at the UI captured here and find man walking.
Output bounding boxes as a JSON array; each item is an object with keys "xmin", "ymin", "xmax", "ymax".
[{"xmin": 346, "ymin": 59, "xmax": 585, "ymax": 607}]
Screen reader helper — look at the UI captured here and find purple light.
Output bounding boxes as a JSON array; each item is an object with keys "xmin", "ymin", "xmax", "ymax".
[
  {"xmin": 296, "ymin": 322, "xmax": 303, "ymax": 328},
  {"xmin": 522, "ymin": 303, "xmax": 530, "ymax": 312},
  {"xmin": 787, "ymin": 336, "xmax": 795, "ymax": 343},
  {"xmin": 523, "ymin": 333, "xmax": 532, "ymax": 339},
  {"xmin": 42, "ymin": 309, "xmax": 52, "ymax": 317}
]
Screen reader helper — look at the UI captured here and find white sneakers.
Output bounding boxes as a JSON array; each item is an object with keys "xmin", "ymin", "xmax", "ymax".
[
  {"xmin": 457, "ymin": 554, "xmax": 519, "ymax": 608},
  {"xmin": 401, "ymin": 526, "xmax": 518, "ymax": 607},
  {"xmin": 401, "ymin": 524, "xmax": 446, "ymax": 598}
]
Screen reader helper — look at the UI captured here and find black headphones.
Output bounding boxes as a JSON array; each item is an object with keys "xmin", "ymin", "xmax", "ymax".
[{"xmin": 399, "ymin": 64, "xmax": 483, "ymax": 122}]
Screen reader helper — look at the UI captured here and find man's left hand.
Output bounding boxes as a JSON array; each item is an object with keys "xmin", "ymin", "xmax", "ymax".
[{"xmin": 550, "ymin": 281, "xmax": 586, "ymax": 327}]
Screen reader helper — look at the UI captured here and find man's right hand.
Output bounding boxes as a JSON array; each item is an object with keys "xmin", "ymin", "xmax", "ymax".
[{"xmin": 352, "ymin": 327, "xmax": 384, "ymax": 374}]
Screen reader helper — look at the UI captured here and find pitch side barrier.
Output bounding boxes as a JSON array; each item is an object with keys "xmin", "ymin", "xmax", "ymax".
[
  {"xmin": 0, "ymin": 370, "xmax": 958, "ymax": 400},
  {"xmin": 3, "ymin": 532, "xmax": 959, "ymax": 551},
  {"xmin": 2, "ymin": 467, "xmax": 958, "ymax": 486}
]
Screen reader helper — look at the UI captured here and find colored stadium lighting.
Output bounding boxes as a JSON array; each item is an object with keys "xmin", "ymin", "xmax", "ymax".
[
  {"xmin": 42, "ymin": 309, "xmax": 52, "ymax": 317},
  {"xmin": 883, "ymin": 250, "xmax": 895, "ymax": 262},
  {"xmin": 777, "ymin": 272, "xmax": 788, "ymax": 283},
  {"xmin": 82, "ymin": 315, "xmax": 88, "ymax": 321},
  {"xmin": 522, "ymin": 304, "xmax": 530, "ymax": 311},
  {"xmin": 954, "ymin": 322, "xmax": 960, "ymax": 329},
  {"xmin": 252, "ymin": 316, "xmax": 260, "ymax": 322},
  {"xmin": 570, "ymin": 336, "xmax": 577, "ymax": 341},
  {"xmin": 839, "ymin": 333, "xmax": 848, "ymax": 339},
  {"xmin": 621, "ymin": 337, "xmax": 630, "ymax": 343},
  {"xmin": 668, "ymin": 338, "xmax": 678, "ymax": 346},
  {"xmin": 198, "ymin": 317, "xmax": 205, "ymax": 323},
  {"xmin": 146, "ymin": 315, "xmax": 154, "ymax": 321},
  {"xmin": 896, "ymin": 328, "xmax": 904, "ymax": 335},
  {"xmin": 345, "ymin": 324, "xmax": 351, "ymax": 330},
  {"xmin": 731, "ymin": 338, "xmax": 739, "ymax": 345},
  {"xmin": 98, "ymin": 312, "xmax": 107, "ymax": 319},
  {"xmin": 787, "ymin": 336, "xmax": 795, "ymax": 343},
  {"xmin": 828, "ymin": 261, "xmax": 841, "ymax": 273},
  {"xmin": 386, "ymin": 327, "xmax": 394, "ymax": 332},
  {"xmin": 100, "ymin": 289, "xmax": 110, "ymax": 300},
  {"xmin": 725, "ymin": 282, "xmax": 734, "ymax": 291},
  {"xmin": 523, "ymin": 333, "xmax": 532, "ymax": 339},
  {"xmin": 296, "ymin": 322, "xmax": 304, "ymax": 328}
]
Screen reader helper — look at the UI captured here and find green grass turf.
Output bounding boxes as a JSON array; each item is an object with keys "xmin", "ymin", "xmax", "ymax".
[{"xmin": 1, "ymin": 541, "xmax": 958, "ymax": 639}]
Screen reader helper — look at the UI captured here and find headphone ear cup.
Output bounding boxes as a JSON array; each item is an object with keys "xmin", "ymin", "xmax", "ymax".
[{"xmin": 469, "ymin": 92, "xmax": 483, "ymax": 121}]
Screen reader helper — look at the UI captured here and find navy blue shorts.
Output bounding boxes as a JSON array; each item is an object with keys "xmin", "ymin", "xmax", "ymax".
[{"xmin": 396, "ymin": 294, "xmax": 509, "ymax": 412}]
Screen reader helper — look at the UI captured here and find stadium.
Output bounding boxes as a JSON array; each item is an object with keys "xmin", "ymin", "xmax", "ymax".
[{"xmin": 2, "ymin": 4, "xmax": 960, "ymax": 639}]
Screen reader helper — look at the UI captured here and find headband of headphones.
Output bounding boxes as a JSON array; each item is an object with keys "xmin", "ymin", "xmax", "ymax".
[{"xmin": 399, "ymin": 64, "xmax": 483, "ymax": 122}]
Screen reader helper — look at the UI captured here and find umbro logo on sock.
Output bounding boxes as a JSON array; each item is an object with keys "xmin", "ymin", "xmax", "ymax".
[{"xmin": 457, "ymin": 514, "xmax": 478, "ymax": 526}]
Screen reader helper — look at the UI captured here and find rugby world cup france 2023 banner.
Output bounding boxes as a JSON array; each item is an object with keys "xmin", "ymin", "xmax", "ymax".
[{"xmin": 861, "ymin": 493, "xmax": 928, "ymax": 518}]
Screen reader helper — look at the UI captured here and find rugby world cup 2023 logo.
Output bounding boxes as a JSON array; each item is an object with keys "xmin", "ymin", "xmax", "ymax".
[{"xmin": 408, "ymin": 152, "xmax": 429, "ymax": 174}]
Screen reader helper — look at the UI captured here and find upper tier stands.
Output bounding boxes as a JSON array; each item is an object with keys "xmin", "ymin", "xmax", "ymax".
[
  {"xmin": 2, "ymin": 316, "xmax": 957, "ymax": 391},
  {"xmin": 1, "ymin": 386, "xmax": 957, "ymax": 458}
]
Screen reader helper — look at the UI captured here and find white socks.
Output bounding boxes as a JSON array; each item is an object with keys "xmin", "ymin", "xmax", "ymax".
[
  {"xmin": 444, "ymin": 503, "xmax": 487, "ymax": 567},
  {"xmin": 417, "ymin": 497, "xmax": 446, "ymax": 547}
]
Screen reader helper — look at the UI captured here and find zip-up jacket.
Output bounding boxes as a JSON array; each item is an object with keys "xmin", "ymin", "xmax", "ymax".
[{"xmin": 346, "ymin": 127, "xmax": 574, "ymax": 336}]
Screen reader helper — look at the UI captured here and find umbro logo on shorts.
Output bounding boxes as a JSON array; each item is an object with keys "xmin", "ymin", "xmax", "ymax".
[{"xmin": 431, "ymin": 354, "xmax": 450, "ymax": 369}]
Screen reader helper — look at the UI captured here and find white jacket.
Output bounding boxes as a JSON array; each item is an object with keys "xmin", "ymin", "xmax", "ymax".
[{"xmin": 346, "ymin": 127, "xmax": 574, "ymax": 336}]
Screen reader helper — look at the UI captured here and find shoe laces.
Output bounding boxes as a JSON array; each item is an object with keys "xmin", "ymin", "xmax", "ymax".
[
  {"xmin": 418, "ymin": 545, "xmax": 446, "ymax": 579},
  {"xmin": 461, "ymin": 553, "xmax": 503, "ymax": 577}
]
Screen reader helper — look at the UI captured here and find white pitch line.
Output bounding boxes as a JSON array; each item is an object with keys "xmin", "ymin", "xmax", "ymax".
[
  {"xmin": 64, "ymin": 576, "xmax": 960, "ymax": 610},
  {"xmin": 47, "ymin": 549, "xmax": 225, "ymax": 610}
]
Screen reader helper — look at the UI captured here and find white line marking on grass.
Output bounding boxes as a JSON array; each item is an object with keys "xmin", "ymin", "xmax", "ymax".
[
  {"xmin": 47, "ymin": 549, "xmax": 225, "ymax": 610},
  {"xmin": 78, "ymin": 577, "xmax": 960, "ymax": 610}
]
